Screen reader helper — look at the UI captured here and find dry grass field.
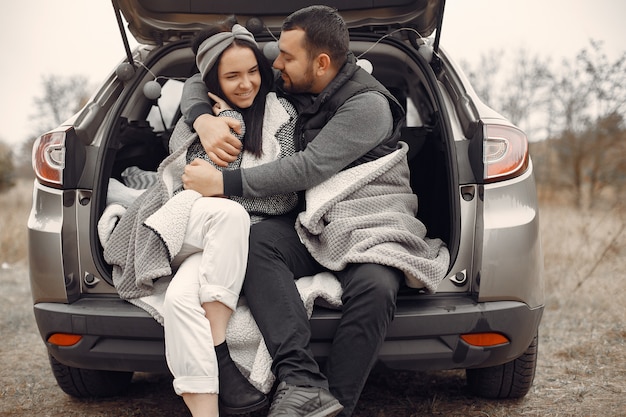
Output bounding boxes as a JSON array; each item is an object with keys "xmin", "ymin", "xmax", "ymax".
[
  {"xmin": 1, "ymin": 179, "xmax": 625, "ymax": 416},
  {"xmin": 0, "ymin": 179, "xmax": 31, "ymax": 266}
]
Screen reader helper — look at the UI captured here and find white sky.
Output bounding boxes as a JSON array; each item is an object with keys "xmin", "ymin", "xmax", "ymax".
[{"xmin": 0, "ymin": 0, "xmax": 624, "ymax": 149}]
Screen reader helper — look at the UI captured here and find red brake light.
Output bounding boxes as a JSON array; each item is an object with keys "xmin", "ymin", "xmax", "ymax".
[
  {"xmin": 48, "ymin": 333, "xmax": 82, "ymax": 347},
  {"xmin": 484, "ymin": 125, "xmax": 529, "ymax": 182},
  {"xmin": 460, "ymin": 332, "xmax": 509, "ymax": 347},
  {"xmin": 32, "ymin": 131, "xmax": 67, "ymax": 187}
]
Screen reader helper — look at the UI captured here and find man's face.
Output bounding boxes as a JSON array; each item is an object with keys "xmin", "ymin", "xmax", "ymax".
[{"xmin": 273, "ymin": 29, "xmax": 316, "ymax": 94}]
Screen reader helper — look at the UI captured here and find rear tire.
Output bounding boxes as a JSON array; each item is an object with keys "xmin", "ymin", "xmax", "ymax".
[
  {"xmin": 48, "ymin": 353, "xmax": 133, "ymax": 398},
  {"xmin": 466, "ymin": 333, "xmax": 538, "ymax": 399}
]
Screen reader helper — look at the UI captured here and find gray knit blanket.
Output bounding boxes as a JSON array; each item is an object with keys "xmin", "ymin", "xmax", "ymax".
[
  {"xmin": 112, "ymin": 271, "xmax": 343, "ymax": 394},
  {"xmin": 295, "ymin": 142, "xmax": 450, "ymax": 292},
  {"xmin": 103, "ymin": 119, "xmax": 202, "ymax": 299},
  {"xmin": 103, "ymin": 92, "xmax": 298, "ymax": 300}
]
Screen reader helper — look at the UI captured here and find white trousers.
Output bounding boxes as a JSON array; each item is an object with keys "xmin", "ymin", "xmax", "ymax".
[{"xmin": 163, "ymin": 197, "xmax": 250, "ymax": 396}]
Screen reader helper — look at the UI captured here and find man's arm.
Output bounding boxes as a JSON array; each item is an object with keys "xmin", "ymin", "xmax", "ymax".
[
  {"xmin": 233, "ymin": 91, "xmax": 394, "ymax": 197},
  {"xmin": 182, "ymin": 91, "xmax": 393, "ymax": 198},
  {"xmin": 181, "ymin": 73, "xmax": 242, "ymax": 167},
  {"xmin": 182, "ymin": 158, "xmax": 224, "ymax": 196},
  {"xmin": 180, "ymin": 73, "xmax": 213, "ymax": 126}
]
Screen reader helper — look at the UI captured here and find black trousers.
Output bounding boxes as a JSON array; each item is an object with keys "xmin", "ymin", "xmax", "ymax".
[{"xmin": 242, "ymin": 215, "xmax": 403, "ymax": 416}]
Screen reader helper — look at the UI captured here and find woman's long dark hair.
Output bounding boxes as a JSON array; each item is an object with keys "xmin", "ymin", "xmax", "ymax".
[{"xmin": 192, "ymin": 18, "xmax": 274, "ymax": 157}]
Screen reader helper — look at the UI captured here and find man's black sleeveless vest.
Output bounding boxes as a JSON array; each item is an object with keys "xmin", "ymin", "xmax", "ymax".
[{"xmin": 288, "ymin": 56, "xmax": 405, "ymax": 169}]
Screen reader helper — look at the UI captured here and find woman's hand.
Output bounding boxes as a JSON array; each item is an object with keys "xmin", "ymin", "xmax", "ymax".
[{"xmin": 208, "ymin": 92, "xmax": 231, "ymax": 115}]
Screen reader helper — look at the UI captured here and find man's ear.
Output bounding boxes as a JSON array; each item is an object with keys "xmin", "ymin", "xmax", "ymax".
[{"xmin": 315, "ymin": 53, "xmax": 332, "ymax": 75}]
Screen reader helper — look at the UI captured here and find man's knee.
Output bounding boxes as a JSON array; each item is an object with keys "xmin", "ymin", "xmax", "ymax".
[
  {"xmin": 247, "ymin": 216, "xmax": 305, "ymax": 268},
  {"xmin": 249, "ymin": 216, "xmax": 296, "ymax": 245},
  {"xmin": 341, "ymin": 264, "xmax": 402, "ymax": 306}
]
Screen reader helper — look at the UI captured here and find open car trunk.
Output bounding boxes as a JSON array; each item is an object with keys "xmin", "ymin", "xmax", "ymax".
[{"xmin": 95, "ymin": 29, "xmax": 459, "ymax": 289}]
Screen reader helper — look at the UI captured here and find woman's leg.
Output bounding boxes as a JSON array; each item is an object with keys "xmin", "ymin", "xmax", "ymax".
[
  {"xmin": 190, "ymin": 198, "xmax": 250, "ymax": 312},
  {"xmin": 202, "ymin": 301, "xmax": 232, "ymax": 344},
  {"xmin": 164, "ymin": 198, "xmax": 264, "ymax": 416},
  {"xmin": 164, "ymin": 252, "xmax": 220, "ymax": 417},
  {"xmin": 182, "ymin": 394, "xmax": 218, "ymax": 417},
  {"xmin": 188, "ymin": 198, "xmax": 267, "ymax": 413}
]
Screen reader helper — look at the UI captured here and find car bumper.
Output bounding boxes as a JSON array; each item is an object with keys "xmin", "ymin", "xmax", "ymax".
[
  {"xmin": 34, "ymin": 295, "xmax": 543, "ymax": 374},
  {"xmin": 34, "ymin": 298, "xmax": 169, "ymax": 373}
]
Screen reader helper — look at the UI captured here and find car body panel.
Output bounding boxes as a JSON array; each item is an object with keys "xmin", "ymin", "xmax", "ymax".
[
  {"xmin": 34, "ymin": 295, "xmax": 542, "ymax": 373},
  {"xmin": 479, "ymin": 166, "xmax": 544, "ymax": 307},
  {"xmin": 28, "ymin": 181, "xmax": 70, "ymax": 304},
  {"xmin": 117, "ymin": 0, "xmax": 443, "ymax": 44}
]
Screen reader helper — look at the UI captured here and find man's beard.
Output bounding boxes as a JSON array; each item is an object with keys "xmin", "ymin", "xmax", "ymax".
[{"xmin": 280, "ymin": 68, "xmax": 315, "ymax": 94}]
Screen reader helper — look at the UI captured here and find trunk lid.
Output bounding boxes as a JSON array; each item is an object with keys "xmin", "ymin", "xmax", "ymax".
[{"xmin": 114, "ymin": 0, "xmax": 444, "ymax": 45}]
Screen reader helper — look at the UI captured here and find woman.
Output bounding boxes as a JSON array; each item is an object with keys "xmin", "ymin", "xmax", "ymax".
[
  {"xmin": 163, "ymin": 21, "xmax": 299, "ymax": 417},
  {"xmin": 104, "ymin": 21, "xmax": 298, "ymax": 417},
  {"xmin": 164, "ymin": 20, "xmax": 302, "ymax": 417}
]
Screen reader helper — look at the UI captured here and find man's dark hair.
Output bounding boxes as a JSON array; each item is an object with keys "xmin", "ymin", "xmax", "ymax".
[
  {"xmin": 282, "ymin": 5, "xmax": 349, "ymax": 68},
  {"xmin": 191, "ymin": 17, "xmax": 273, "ymax": 156}
]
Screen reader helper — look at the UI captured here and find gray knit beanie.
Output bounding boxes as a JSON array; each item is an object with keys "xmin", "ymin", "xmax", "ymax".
[{"xmin": 196, "ymin": 24, "xmax": 258, "ymax": 81}]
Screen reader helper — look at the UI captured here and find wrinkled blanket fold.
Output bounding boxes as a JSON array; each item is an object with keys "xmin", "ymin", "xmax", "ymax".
[
  {"xmin": 103, "ymin": 119, "xmax": 200, "ymax": 299},
  {"xmin": 99, "ymin": 197, "xmax": 343, "ymax": 393},
  {"xmin": 127, "ymin": 271, "xmax": 343, "ymax": 393},
  {"xmin": 296, "ymin": 142, "xmax": 450, "ymax": 292}
]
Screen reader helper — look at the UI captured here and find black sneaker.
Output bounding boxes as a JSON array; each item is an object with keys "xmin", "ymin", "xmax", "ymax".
[{"xmin": 267, "ymin": 382, "xmax": 344, "ymax": 417}]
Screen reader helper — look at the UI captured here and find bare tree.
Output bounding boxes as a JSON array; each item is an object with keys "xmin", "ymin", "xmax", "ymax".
[
  {"xmin": 498, "ymin": 49, "xmax": 553, "ymax": 138},
  {"xmin": 545, "ymin": 54, "xmax": 593, "ymax": 206},
  {"xmin": 587, "ymin": 113, "xmax": 626, "ymax": 205},
  {"xmin": 460, "ymin": 41, "xmax": 626, "ymax": 209},
  {"xmin": 578, "ymin": 42, "xmax": 626, "ymax": 207},
  {"xmin": 547, "ymin": 41, "xmax": 626, "ymax": 208},
  {"xmin": 32, "ymin": 74, "xmax": 91, "ymax": 135},
  {"xmin": 0, "ymin": 141, "xmax": 15, "ymax": 192},
  {"xmin": 462, "ymin": 49, "xmax": 553, "ymax": 141},
  {"xmin": 15, "ymin": 75, "xmax": 92, "ymax": 178},
  {"xmin": 579, "ymin": 40, "xmax": 626, "ymax": 118},
  {"xmin": 460, "ymin": 49, "xmax": 504, "ymax": 107}
]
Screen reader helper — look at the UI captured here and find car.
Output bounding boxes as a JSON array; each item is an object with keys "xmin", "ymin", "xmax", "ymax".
[{"xmin": 28, "ymin": 0, "xmax": 544, "ymax": 401}]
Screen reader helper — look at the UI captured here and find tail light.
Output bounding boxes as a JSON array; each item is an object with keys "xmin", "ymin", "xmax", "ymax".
[
  {"xmin": 460, "ymin": 332, "xmax": 509, "ymax": 347},
  {"xmin": 48, "ymin": 333, "xmax": 83, "ymax": 347},
  {"xmin": 33, "ymin": 131, "xmax": 66, "ymax": 187},
  {"xmin": 483, "ymin": 124, "xmax": 529, "ymax": 182},
  {"xmin": 32, "ymin": 127, "xmax": 86, "ymax": 189}
]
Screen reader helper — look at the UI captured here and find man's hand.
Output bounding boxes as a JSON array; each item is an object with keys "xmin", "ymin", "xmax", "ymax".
[
  {"xmin": 182, "ymin": 158, "xmax": 225, "ymax": 197},
  {"xmin": 193, "ymin": 113, "xmax": 242, "ymax": 168},
  {"xmin": 208, "ymin": 92, "xmax": 231, "ymax": 115}
]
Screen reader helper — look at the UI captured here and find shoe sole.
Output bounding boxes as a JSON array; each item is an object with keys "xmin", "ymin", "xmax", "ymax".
[
  {"xmin": 219, "ymin": 396, "xmax": 268, "ymax": 415},
  {"xmin": 304, "ymin": 401, "xmax": 344, "ymax": 417}
]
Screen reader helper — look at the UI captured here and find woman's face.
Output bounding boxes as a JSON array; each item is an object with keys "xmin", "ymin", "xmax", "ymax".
[{"xmin": 217, "ymin": 44, "xmax": 261, "ymax": 109}]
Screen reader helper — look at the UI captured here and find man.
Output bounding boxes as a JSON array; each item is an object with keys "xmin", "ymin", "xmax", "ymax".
[{"xmin": 181, "ymin": 6, "xmax": 448, "ymax": 417}]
